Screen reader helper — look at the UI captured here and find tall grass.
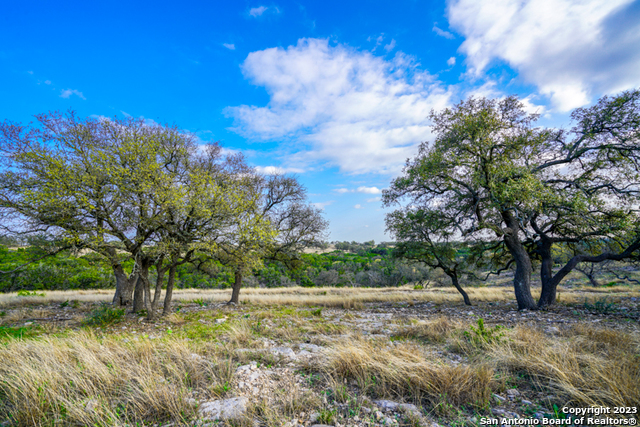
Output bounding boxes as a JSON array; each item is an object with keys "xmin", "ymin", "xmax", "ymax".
[
  {"xmin": 0, "ymin": 332, "xmax": 228, "ymax": 426},
  {"xmin": 476, "ymin": 325, "xmax": 640, "ymax": 407},
  {"xmin": 317, "ymin": 337, "xmax": 495, "ymax": 414}
]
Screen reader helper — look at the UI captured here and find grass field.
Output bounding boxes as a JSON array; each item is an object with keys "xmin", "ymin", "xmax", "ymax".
[{"xmin": 0, "ymin": 283, "xmax": 638, "ymax": 427}]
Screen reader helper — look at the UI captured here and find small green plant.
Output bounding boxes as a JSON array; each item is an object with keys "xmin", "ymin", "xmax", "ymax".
[
  {"xmin": 212, "ymin": 381, "xmax": 231, "ymax": 397},
  {"xmin": 317, "ymin": 408, "xmax": 337, "ymax": 424},
  {"xmin": 17, "ymin": 290, "xmax": 45, "ymax": 297},
  {"xmin": 193, "ymin": 298, "xmax": 207, "ymax": 307},
  {"xmin": 85, "ymin": 303, "xmax": 125, "ymax": 326},
  {"xmin": 551, "ymin": 404, "xmax": 568, "ymax": 420},
  {"xmin": 413, "ymin": 283, "xmax": 424, "ymax": 290},
  {"xmin": 583, "ymin": 297, "xmax": 616, "ymax": 314},
  {"xmin": 312, "ymin": 308, "xmax": 322, "ymax": 317},
  {"xmin": 60, "ymin": 299, "xmax": 80, "ymax": 309},
  {"xmin": 464, "ymin": 318, "xmax": 504, "ymax": 346}
]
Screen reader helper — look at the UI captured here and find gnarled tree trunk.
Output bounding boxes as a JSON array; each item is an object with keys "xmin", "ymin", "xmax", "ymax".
[
  {"xmin": 501, "ymin": 211, "xmax": 537, "ymax": 310},
  {"xmin": 449, "ymin": 273, "xmax": 471, "ymax": 306},
  {"xmin": 229, "ymin": 269, "xmax": 242, "ymax": 304},
  {"xmin": 112, "ymin": 264, "xmax": 136, "ymax": 307}
]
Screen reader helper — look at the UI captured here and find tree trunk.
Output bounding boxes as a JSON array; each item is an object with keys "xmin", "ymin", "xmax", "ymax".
[
  {"xmin": 576, "ymin": 266, "xmax": 601, "ymax": 287},
  {"xmin": 143, "ymin": 275, "xmax": 154, "ymax": 321},
  {"xmin": 163, "ymin": 265, "xmax": 177, "ymax": 315},
  {"xmin": 501, "ymin": 211, "xmax": 537, "ymax": 310},
  {"xmin": 112, "ymin": 264, "xmax": 135, "ymax": 307},
  {"xmin": 449, "ymin": 272, "xmax": 471, "ymax": 306},
  {"xmin": 537, "ymin": 238, "xmax": 557, "ymax": 308},
  {"xmin": 229, "ymin": 270, "xmax": 242, "ymax": 304},
  {"xmin": 132, "ymin": 275, "xmax": 145, "ymax": 313},
  {"xmin": 152, "ymin": 260, "xmax": 165, "ymax": 313}
]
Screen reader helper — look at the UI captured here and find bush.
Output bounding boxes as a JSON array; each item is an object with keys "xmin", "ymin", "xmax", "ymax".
[{"xmin": 85, "ymin": 303, "xmax": 125, "ymax": 326}]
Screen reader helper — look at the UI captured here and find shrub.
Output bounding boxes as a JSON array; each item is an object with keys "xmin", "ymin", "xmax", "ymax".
[{"xmin": 85, "ymin": 303, "xmax": 125, "ymax": 326}]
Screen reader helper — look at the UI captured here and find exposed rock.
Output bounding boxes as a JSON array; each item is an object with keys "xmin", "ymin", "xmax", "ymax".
[
  {"xmin": 270, "ymin": 346, "xmax": 297, "ymax": 359},
  {"xmin": 382, "ymin": 416, "xmax": 399, "ymax": 425},
  {"xmin": 398, "ymin": 403, "xmax": 421, "ymax": 416},
  {"xmin": 506, "ymin": 388, "xmax": 520, "ymax": 397},
  {"xmin": 374, "ymin": 399, "xmax": 399, "ymax": 412},
  {"xmin": 298, "ymin": 343, "xmax": 323, "ymax": 352},
  {"xmin": 198, "ymin": 397, "xmax": 248, "ymax": 421}
]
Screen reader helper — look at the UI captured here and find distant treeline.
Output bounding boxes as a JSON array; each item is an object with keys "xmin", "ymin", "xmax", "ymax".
[{"xmin": 0, "ymin": 241, "xmax": 438, "ymax": 292}]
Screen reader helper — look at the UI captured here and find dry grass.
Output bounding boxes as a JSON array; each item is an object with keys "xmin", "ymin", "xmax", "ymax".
[
  {"xmin": 317, "ymin": 337, "xmax": 495, "ymax": 413},
  {"xmin": 482, "ymin": 324, "xmax": 640, "ymax": 407},
  {"xmin": 2, "ymin": 284, "xmax": 639, "ymax": 308},
  {"xmin": 394, "ymin": 316, "xmax": 463, "ymax": 343},
  {"xmin": 0, "ymin": 331, "xmax": 230, "ymax": 426}
]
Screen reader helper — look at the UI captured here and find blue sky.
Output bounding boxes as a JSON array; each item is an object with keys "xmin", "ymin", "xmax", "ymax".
[{"xmin": 2, "ymin": 0, "xmax": 639, "ymax": 242}]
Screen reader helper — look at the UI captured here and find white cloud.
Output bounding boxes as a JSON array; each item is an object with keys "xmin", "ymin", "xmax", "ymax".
[
  {"xmin": 354, "ymin": 204, "xmax": 363, "ymax": 209},
  {"xmin": 27, "ymin": 71, "xmax": 33, "ymax": 75},
  {"xmin": 356, "ymin": 186, "xmax": 382, "ymax": 194},
  {"xmin": 367, "ymin": 197, "xmax": 381, "ymax": 203},
  {"xmin": 312, "ymin": 201, "xmax": 334, "ymax": 210},
  {"xmin": 226, "ymin": 38, "xmax": 451, "ymax": 174},
  {"xmin": 447, "ymin": 57, "xmax": 456, "ymax": 66},
  {"xmin": 249, "ymin": 6, "xmax": 268, "ymax": 16},
  {"xmin": 248, "ymin": 5, "xmax": 279, "ymax": 17},
  {"xmin": 44, "ymin": 80, "xmax": 52, "ymax": 85},
  {"xmin": 333, "ymin": 186, "xmax": 383, "ymax": 194},
  {"xmin": 433, "ymin": 24, "xmax": 455, "ymax": 39},
  {"xmin": 60, "ymin": 89, "xmax": 86, "ymax": 100},
  {"xmin": 255, "ymin": 165, "xmax": 305, "ymax": 175},
  {"xmin": 448, "ymin": 0, "xmax": 640, "ymax": 111},
  {"xmin": 223, "ymin": 43, "xmax": 236, "ymax": 50},
  {"xmin": 384, "ymin": 39, "xmax": 396, "ymax": 52}
]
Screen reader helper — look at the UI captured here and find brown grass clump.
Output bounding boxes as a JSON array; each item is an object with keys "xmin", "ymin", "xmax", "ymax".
[
  {"xmin": 317, "ymin": 337, "xmax": 495, "ymax": 412},
  {"xmin": 486, "ymin": 324, "xmax": 640, "ymax": 407},
  {"xmin": 0, "ymin": 331, "xmax": 227, "ymax": 426},
  {"xmin": 394, "ymin": 316, "xmax": 461, "ymax": 343}
]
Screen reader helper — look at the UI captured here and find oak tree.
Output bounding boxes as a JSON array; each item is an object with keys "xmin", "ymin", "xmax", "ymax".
[{"xmin": 384, "ymin": 90, "xmax": 640, "ymax": 309}]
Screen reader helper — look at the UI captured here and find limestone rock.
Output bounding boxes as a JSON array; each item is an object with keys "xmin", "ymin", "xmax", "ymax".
[
  {"xmin": 198, "ymin": 397, "xmax": 248, "ymax": 421},
  {"xmin": 374, "ymin": 399, "xmax": 399, "ymax": 412}
]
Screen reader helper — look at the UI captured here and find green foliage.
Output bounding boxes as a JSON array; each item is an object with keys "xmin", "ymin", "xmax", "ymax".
[
  {"xmin": 0, "ymin": 246, "xmax": 115, "ymax": 292},
  {"xmin": 317, "ymin": 407, "xmax": 337, "ymax": 424},
  {"xmin": 583, "ymin": 297, "xmax": 616, "ymax": 314},
  {"xmin": 463, "ymin": 318, "xmax": 505, "ymax": 347},
  {"xmin": 16, "ymin": 290, "xmax": 45, "ymax": 297},
  {"xmin": 85, "ymin": 303, "xmax": 125, "ymax": 327},
  {"xmin": 0, "ymin": 325, "xmax": 39, "ymax": 340}
]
